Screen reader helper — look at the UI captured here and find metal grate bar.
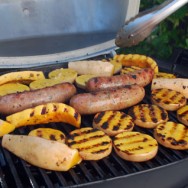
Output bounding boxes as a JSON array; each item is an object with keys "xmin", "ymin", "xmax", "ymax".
[
  {"xmin": 0, "ymin": 166, "xmax": 8, "ymax": 188},
  {"xmin": 110, "ymin": 152, "xmax": 134, "ymax": 174},
  {"xmin": 77, "ymin": 163, "xmax": 96, "ymax": 182},
  {"xmin": 2, "ymin": 149, "xmax": 24, "ymax": 188},
  {"xmin": 54, "ymin": 172, "xmax": 69, "ymax": 187},
  {"xmin": 19, "ymin": 160, "xmax": 39, "ymax": 188},
  {"xmin": 37, "ymin": 168, "xmax": 54, "ymax": 188},
  {"xmin": 90, "ymin": 161, "xmax": 106, "ymax": 179},
  {"xmin": 68, "ymin": 168, "xmax": 83, "ymax": 185}
]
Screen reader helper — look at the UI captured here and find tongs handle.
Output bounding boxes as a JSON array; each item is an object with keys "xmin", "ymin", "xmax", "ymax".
[{"xmin": 115, "ymin": 0, "xmax": 188, "ymax": 48}]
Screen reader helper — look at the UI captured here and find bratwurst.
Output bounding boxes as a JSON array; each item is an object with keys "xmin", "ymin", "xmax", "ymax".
[
  {"xmin": 86, "ymin": 68, "xmax": 154, "ymax": 92},
  {"xmin": 70, "ymin": 85, "xmax": 145, "ymax": 115},
  {"xmin": 0, "ymin": 82, "xmax": 76, "ymax": 115}
]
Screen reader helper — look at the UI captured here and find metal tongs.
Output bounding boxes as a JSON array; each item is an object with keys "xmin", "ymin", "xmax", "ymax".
[{"xmin": 115, "ymin": 0, "xmax": 188, "ymax": 48}]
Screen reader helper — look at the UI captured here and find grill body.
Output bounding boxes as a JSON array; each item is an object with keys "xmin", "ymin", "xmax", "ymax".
[{"xmin": 1, "ymin": 49, "xmax": 188, "ymax": 188}]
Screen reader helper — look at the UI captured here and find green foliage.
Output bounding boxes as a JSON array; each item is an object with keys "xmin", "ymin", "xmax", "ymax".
[{"xmin": 118, "ymin": 0, "xmax": 188, "ymax": 59}]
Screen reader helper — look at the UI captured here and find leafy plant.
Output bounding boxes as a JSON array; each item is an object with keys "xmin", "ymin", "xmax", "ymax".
[{"xmin": 118, "ymin": 0, "xmax": 188, "ymax": 59}]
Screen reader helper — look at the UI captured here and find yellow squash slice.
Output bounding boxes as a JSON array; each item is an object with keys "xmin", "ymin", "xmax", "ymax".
[
  {"xmin": 113, "ymin": 54, "xmax": 158, "ymax": 73},
  {"xmin": 6, "ymin": 103, "xmax": 81, "ymax": 128},
  {"xmin": 154, "ymin": 72, "xmax": 176, "ymax": 79},
  {"xmin": 0, "ymin": 83, "xmax": 30, "ymax": 96},
  {"xmin": 75, "ymin": 74, "xmax": 96, "ymax": 89},
  {"xmin": 113, "ymin": 131, "xmax": 158, "ymax": 162},
  {"xmin": 177, "ymin": 105, "xmax": 188, "ymax": 126},
  {"xmin": 151, "ymin": 88, "xmax": 187, "ymax": 111},
  {"xmin": 0, "ymin": 71, "xmax": 45, "ymax": 86},
  {"xmin": 93, "ymin": 110, "xmax": 134, "ymax": 136},
  {"xmin": 67, "ymin": 127, "xmax": 112, "ymax": 160},
  {"xmin": 109, "ymin": 59, "xmax": 122, "ymax": 74},
  {"xmin": 154, "ymin": 121, "xmax": 188, "ymax": 150},
  {"xmin": 120, "ymin": 66, "xmax": 142, "ymax": 75},
  {"xmin": 0, "ymin": 119, "xmax": 15, "ymax": 137},
  {"xmin": 28, "ymin": 128, "xmax": 66, "ymax": 143},
  {"xmin": 29, "ymin": 78, "xmax": 62, "ymax": 90},
  {"xmin": 128, "ymin": 104, "xmax": 168, "ymax": 128},
  {"xmin": 48, "ymin": 68, "xmax": 77, "ymax": 83}
]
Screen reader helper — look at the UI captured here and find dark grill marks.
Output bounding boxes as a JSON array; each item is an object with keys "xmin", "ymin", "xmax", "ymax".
[
  {"xmin": 113, "ymin": 132, "xmax": 158, "ymax": 156},
  {"xmin": 155, "ymin": 122, "xmax": 188, "ymax": 149},
  {"xmin": 178, "ymin": 109, "xmax": 188, "ymax": 118},
  {"xmin": 93, "ymin": 111, "xmax": 134, "ymax": 136},
  {"xmin": 41, "ymin": 107, "xmax": 47, "ymax": 115},
  {"xmin": 152, "ymin": 88, "xmax": 186, "ymax": 106},
  {"xmin": 67, "ymin": 127, "xmax": 112, "ymax": 159},
  {"xmin": 94, "ymin": 111, "xmax": 105, "ymax": 124},
  {"xmin": 128, "ymin": 104, "xmax": 168, "ymax": 128}
]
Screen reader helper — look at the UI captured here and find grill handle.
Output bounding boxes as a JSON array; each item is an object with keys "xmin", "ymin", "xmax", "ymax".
[{"xmin": 115, "ymin": 0, "xmax": 188, "ymax": 48}]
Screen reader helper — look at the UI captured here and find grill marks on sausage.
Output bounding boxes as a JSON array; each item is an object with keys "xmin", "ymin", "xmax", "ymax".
[
  {"xmin": 67, "ymin": 128, "xmax": 112, "ymax": 154},
  {"xmin": 114, "ymin": 132, "xmax": 158, "ymax": 155},
  {"xmin": 155, "ymin": 122, "xmax": 188, "ymax": 148}
]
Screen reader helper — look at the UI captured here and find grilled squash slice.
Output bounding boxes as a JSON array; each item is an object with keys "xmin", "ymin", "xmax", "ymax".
[
  {"xmin": 151, "ymin": 88, "xmax": 187, "ymax": 111},
  {"xmin": 48, "ymin": 68, "xmax": 78, "ymax": 83},
  {"xmin": 154, "ymin": 121, "xmax": 188, "ymax": 150},
  {"xmin": 67, "ymin": 127, "xmax": 112, "ymax": 160},
  {"xmin": 109, "ymin": 59, "xmax": 122, "ymax": 74},
  {"xmin": 0, "ymin": 83, "xmax": 30, "ymax": 96},
  {"xmin": 113, "ymin": 131, "xmax": 158, "ymax": 162},
  {"xmin": 75, "ymin": 74, "xmax": 96, "ymax": 89},
  {"xmin": 128, "ymin": 104, "xmax": 168, "ymax": 128},
  {"xmin": 0, "ymin": 71, "xmax": 45, "ymax": 86},
  {"xmin": 6, "ymin": 103, "xmax": 81, "ymax": 128},
  {"xmin": 28, "ymin": 128, "xmax": 66, "ymax": 143},
  {"xmin": 0, "ymin": 119, "xmax": 15, "ymax": 137},
  {"xmin": 113, "ymin": 54, "xmax": 158, "ymax": 73},
  {"xmin": 154, "ymin": 72, "xmax": 176, "ymax": 79},
  {"xmin": 93, "ymin": 111, "xmax": 134, "ymax": 136},
  {"xmin": 29, "ymin": 78, "xmax": 63, "ymax": 90},
  {"xmin": 177, "ymin": 105, "xmax": 188, "ymax": 126},
  {"xmin": 151, "ymin": 78, "xmax": 188, "ymax": 98},
  {"xmin": 120, "ymin": 66, "xmax": 141, "ymax": 75}
]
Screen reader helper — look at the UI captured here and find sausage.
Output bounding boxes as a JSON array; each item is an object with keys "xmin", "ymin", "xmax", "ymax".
[
  {"xmin": 0, "ymin": 83, "xmax": 76, "ymax": 115},
  {"xmin": 86, "ymin": 68, "xmax": 154, "ymax": 92},
  {"xmin": 70, "ymin": 85, "xmax": 145, "ymax": 115}
]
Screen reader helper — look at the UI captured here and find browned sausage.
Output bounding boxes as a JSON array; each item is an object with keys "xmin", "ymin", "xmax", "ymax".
[
  {"xmin": 70, "ymin": 85, "xmax": 145, "ymax": 115},
  {"xmin": 86, "ymin": 68, "xmax": 154, "ymax": 92},
  {"xmin": 0, "ymin": 83, "xmax": 76, "ymax": 115}
]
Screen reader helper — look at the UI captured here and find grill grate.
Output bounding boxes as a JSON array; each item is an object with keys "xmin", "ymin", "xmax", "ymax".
[{"xmin": 1, "ymin": 49, "xmax": 188, "ymax": 188}]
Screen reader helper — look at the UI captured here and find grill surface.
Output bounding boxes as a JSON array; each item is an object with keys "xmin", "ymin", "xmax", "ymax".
[{"xmin": 1, "ymin": 49, "xmax": 188, "ymax": 188}]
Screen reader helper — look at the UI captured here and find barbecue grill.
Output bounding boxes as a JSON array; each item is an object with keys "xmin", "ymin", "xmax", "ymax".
[{"xmin": 0, "ymin": 1, "xmax": 188, "ymax": 188}]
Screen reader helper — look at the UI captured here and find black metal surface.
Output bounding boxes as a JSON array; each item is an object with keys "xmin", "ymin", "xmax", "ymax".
[{"xmin": 0, "ymin": 49, "xmax": 188, "ymax": 188}]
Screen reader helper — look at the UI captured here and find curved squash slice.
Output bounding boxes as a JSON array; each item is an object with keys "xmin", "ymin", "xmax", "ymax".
[
  {"xmin": 48, "ymin": 68, "xmax": 77, "ymax": 83},
  {"xmin": 0, "ymin": 119, "xmax": 15, "ymax": 137},
  {"xmin": 0, "ymin": 71, "xmax": 45, "ymax": 86},
  {"xmin": 113, "ymin": 54, "xmax": 158, "ymax": 73},
  {"xmin": 0, "ymin": 83, "xmax": 30, "ymax": 96},
  {"xmin": 6, "ymin": 103, "xmax": 81, "ymax": 128}
]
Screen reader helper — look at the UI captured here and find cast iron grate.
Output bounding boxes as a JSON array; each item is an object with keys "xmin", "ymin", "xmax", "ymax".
[{"xmin": 0, "ymin": 49, "xmax": 188, "ymax": 188}]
